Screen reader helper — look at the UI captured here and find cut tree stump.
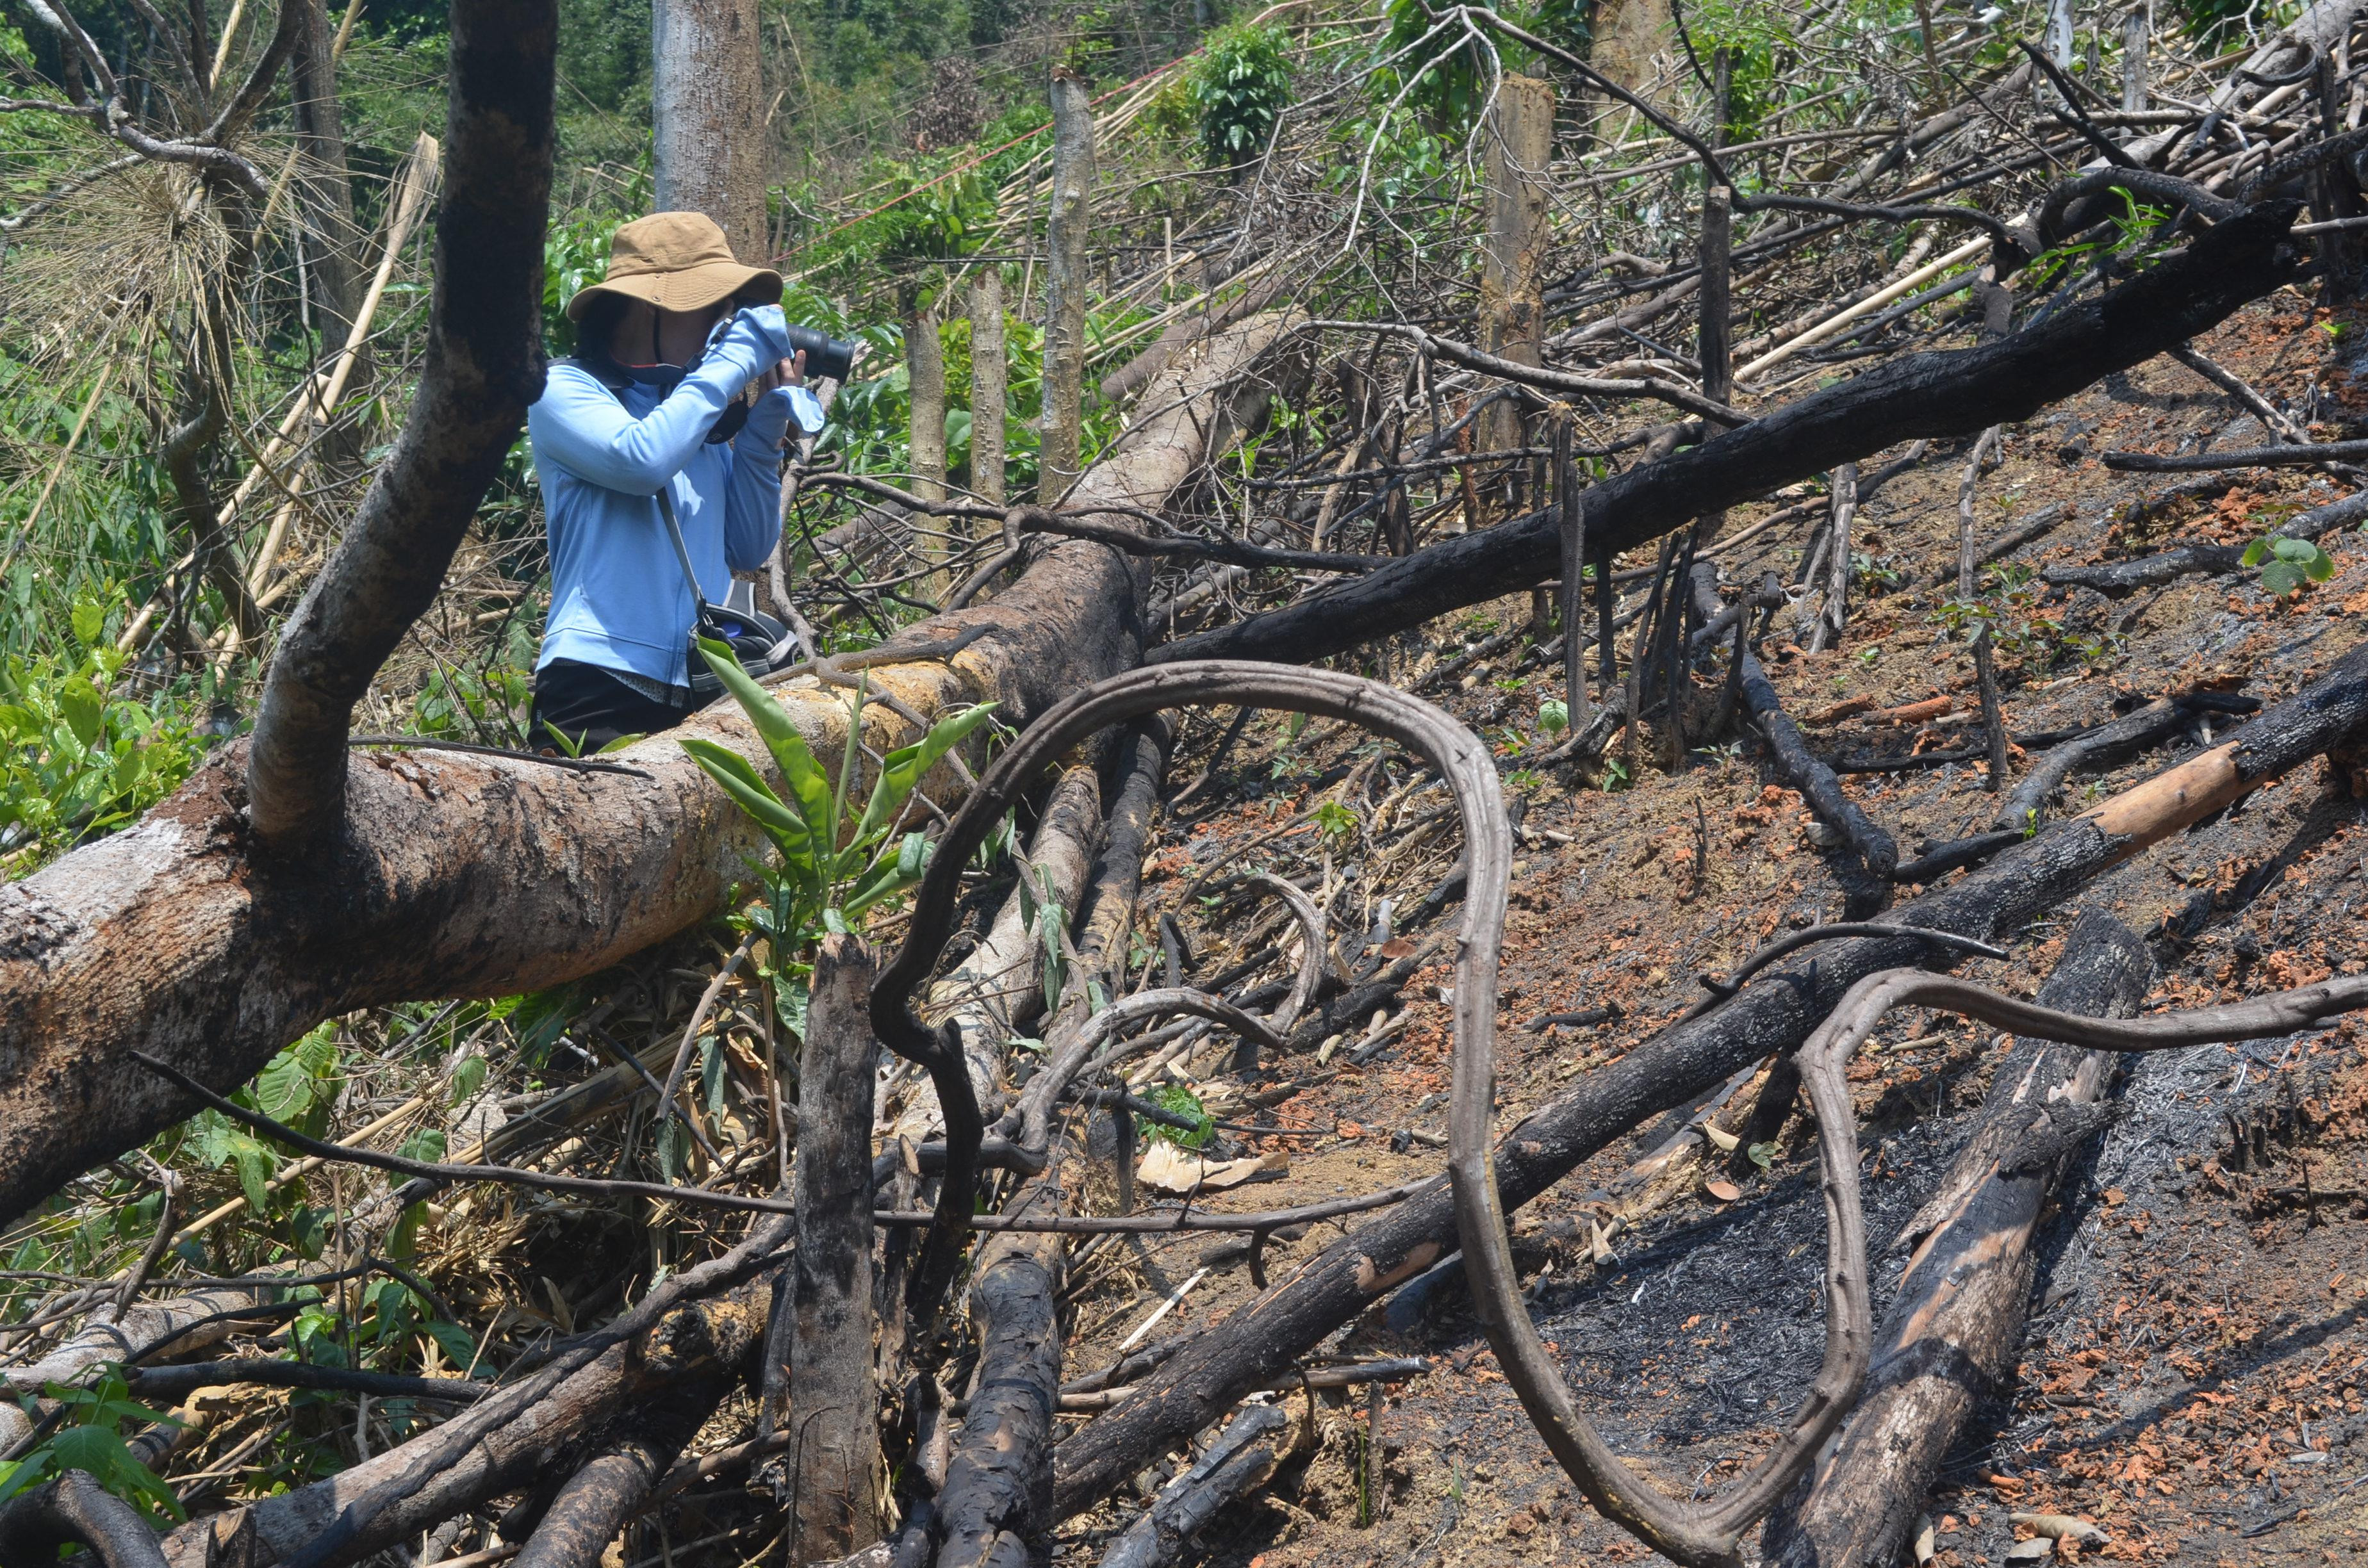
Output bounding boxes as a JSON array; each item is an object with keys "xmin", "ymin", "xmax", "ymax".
[{"xmin": 785, "ymin": 933, "xmax": 883, "ymax": 1564}]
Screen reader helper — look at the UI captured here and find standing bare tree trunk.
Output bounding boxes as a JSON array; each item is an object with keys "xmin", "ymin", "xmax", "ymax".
[
  {"xmin": 1478, "ymin": 75, "xmax": 1551, "ymax": 487},
  {"xmin": 1556, "ymin": 416, "xmax": 1588, "ymax": 732},
  {"xmin": 652, "ymin": 0, "xmax": 768, "ymax": 260},
  {"xmin": 970, "ymin": 268, "xmax": 1007, "ymax": 507},
  {"xmin": 288, "ymin": 0, "xmax": 368, "ymax": 470},
  {"xmin": 1588, "ymin": 0, "xmax": 1673, "ymax": 94},
  {"xmin": 1041, "ymin": 68, "xmax": 1094, "ymax": 503},
  {"xmin": 910, "ymin": 298, "xmax": 947, "ymax": 504},
  {"xmin": 785, "ymin": 934, "xmax": 882, "ymax": 1563},
  {"xmin": 288, "ymin": 0, "xmax": 361, "ymax": 344},
  {"xmin": 1808, "ymin": 460, "xmax": 1855, "ymax": 653},
  {"xmin": 1957, "ymin": 428, "xmax": 2009, "ymax": 792},
  {"xmin": 2123, "ymin": 5, "xmax": 2150, "ymax": 111},
  {"xmin": 909, "ymin": 297, "xmax": 950, "ymax": 596}
]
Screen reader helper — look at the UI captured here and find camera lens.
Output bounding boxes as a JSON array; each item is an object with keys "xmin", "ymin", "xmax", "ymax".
[{"xmin": 781, "ymin": 324, "xmax": 857, "ymax": 384}]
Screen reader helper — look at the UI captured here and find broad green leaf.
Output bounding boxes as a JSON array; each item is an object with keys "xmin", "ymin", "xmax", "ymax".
[
  {"xmin": 773, "ymin": 976, "xmax": 809, "ymax": 1040},
  {"xmin": 680, "ymin": 737, "xmax": 816, "ymax": 860},
  {"xmin": 694, "ymin": 639, "xmax": 832, "ymax": 833},
  {"xmin": 853, "ymin": 703, "xmax": 997, "ymax": 853},
  {"xmin": 831, "ymin": 678, "xmax": 868, "ymax": 866},
  {"xmin": 253, "ymin": 1025, "xmax": 338, "ymax": 1123},
  {"xmin": 58, "ymin": 679, "xmax": 101, "ymax": 747},
  {"xmin": 841, "ymin": 863, "xmax": 916, "ymax": 918},
  {"xmin": 700, "ymin": 1036, "xmax": 728, "ymax": 1118},
  {"xmin": 423, "ymin": 1320, "xmax": 479, "ymax": 1370}
]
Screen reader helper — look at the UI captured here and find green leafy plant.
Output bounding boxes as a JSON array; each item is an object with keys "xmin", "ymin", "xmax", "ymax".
[
  {"xmin": 1190, "ymin": 21, "xmax": 1295, "ymax": 167},
  {"xmin": 176, "ymin": 1023, "xmax": 342, "ymax": 1213},
  {"xmin": 1144, "ymin": 1083, "xmax": 1215, "ymax": 1149},
  {"xmin": 1934, "ymin": 564, "xmax": 2118, "ymax": 673},
  {"xmin": 1538, "ymin": 698, "xmax": 1570, "ymax": 735},
  {"xmin": 1313, "ymin": 799, "xmax": 1358, "ymax": 847},
  {"xmin": 0, "ymin": 596, "xmax": 204, "ymax": 874},
  {"xmin": 677, "ymin": 637, "xmax": 994, "ymax": 953},
  {"xmin": 0, "ymin": 1371, "xmax": 183, "ymax": 1523},
  {"xmin": 1849, "ymin": 550, "xmax": 1904, "ymax": 596},
  {"xmin": 2242, "ymin": 535, "xmax": 2335, "ymax": 598}
]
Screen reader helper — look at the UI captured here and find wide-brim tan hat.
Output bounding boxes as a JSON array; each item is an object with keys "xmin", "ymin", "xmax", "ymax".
[{"xmin": 564, "ymin": 210, "xmax": 783, "ymax": 322}]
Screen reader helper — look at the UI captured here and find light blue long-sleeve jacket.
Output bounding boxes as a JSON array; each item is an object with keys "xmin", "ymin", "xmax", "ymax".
[{"xmin": 528, "ymin": 305, "xmax": 821, "ymax": 690}]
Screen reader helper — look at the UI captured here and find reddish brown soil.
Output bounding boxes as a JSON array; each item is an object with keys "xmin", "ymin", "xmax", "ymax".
[{"xmin": 1047, "ymin": 293, "xmax": 2368, "ymax": 1567}]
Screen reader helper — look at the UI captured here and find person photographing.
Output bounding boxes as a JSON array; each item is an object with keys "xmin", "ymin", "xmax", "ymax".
[{"xmin": 527, "ymin": 211, "xmax": 835, "ymax": 754}]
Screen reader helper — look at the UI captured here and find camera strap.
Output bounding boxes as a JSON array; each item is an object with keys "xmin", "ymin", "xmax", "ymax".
[{"xmin": 574, "ymin": 365, "xmax": 799, "ymax": 699}]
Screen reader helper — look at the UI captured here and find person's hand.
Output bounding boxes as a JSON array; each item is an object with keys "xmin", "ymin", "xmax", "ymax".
[{"xmin": 754, "ymin": 349, "xmax": 807, "ymax": 395}]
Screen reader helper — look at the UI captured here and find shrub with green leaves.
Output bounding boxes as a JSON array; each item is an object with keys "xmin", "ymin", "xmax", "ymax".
[
  {"xmin": 677, "ymin": 637, "xmax": 995, "ymax": 954},
  {"xmin": 0, "ymin": 596, "xmax": 204, "ymax": 874},
  {"xmin": 2242, "ymin": 535, "xmax": 2335, "ymax": 598},
  {"xmin": 0, "ymin": 1371, "xmax": 183, "ymax": 1523},
  {"xmin": 1145, "ymin": 1084, "xmax": 1215, "ymax": 1149},
  {"xmin": 1190, "ymin": 21, "xmax": 1294, "ymax": 167},
  {"xmin": 180, "ymin": 1022, "xmax": 341, "ymax": 1213}
]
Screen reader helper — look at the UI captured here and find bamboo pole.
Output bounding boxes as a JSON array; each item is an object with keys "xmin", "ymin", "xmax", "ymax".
[
  {"xmin": 238, "ymin": 133, "xmax": 442, "ymax": 591},
  {"xmin": 1734, "ymin": 234, "xmax": 1990, "ymax": 386}
]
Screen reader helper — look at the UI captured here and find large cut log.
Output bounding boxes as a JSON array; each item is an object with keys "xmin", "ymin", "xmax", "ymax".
[
  {"xmin": 0, "ymin": 313, "xmax": 1297, "ymax": 1228},
  {"xmin": 1759, "ymin": 909, "xmax": 2150, "ymax": 1568},
  {"xmin": 1051, "ymin": 637, "xmax": 2368, "ymax": 1514},
  {"xmin": 1155, "ymin": 202, "xmax": 2300, "ymax": 669}
]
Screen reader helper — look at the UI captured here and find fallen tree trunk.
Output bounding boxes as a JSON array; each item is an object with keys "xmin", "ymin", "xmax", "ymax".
[
  {"xmin": 2043, "ymin": 486, "xmax": 2368, "ymax": 596},
  {"xmin": 0, "ymin": 313, "xmax": 1298, "ymax": 1228},
  {"xmin": 1094, "ymin": 1404, "xmax": 1287, "ymax": 1568},
  {"xmin": 0, "ymin": 1471, "xmax": 170, "ymax": 1568},
  {"xmin": 1155, "ymin": 202, "xmax": 2299, "ymax": 669},
  {"xmin": 1050, "ymin": 635, "xmax": 2368, "ymax": 1515},
  {"xmin": 931, "ymin": 726, "xmax": 1169, "ymax": 1567},
  {"xmin": 1758, "ymin": 908, "xmax": 2149, "ymax": 1568}
]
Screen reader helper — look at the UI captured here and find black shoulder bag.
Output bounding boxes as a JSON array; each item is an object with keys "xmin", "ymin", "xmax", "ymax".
[{"xmin": 652, "ymin": 484, "xmax": 802, "ymax": 703}]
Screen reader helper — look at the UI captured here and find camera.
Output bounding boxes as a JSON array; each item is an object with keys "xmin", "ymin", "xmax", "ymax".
[{"xmin": 781, "ymin": 323, "xmax": 857, "ymax": 384}]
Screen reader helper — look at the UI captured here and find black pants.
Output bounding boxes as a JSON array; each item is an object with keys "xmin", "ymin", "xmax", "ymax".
[{"xmin": 529, "ymin": 660, "xmax": 687, "ymax": 756}]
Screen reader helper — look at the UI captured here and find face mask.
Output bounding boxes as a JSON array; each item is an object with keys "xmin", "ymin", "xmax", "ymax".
[{"xmin": 617, "ymin": 320, "xmax": 753, "ymax": 445}]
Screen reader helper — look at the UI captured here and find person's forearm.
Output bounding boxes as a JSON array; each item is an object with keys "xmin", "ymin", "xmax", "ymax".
[
  {"xmin": 536, "ymin": 319, "xmax": 782, "ymax": 494},
  {"xmin": 723, "ymin": 433, "xmax": 786, "ymax": 571}
]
